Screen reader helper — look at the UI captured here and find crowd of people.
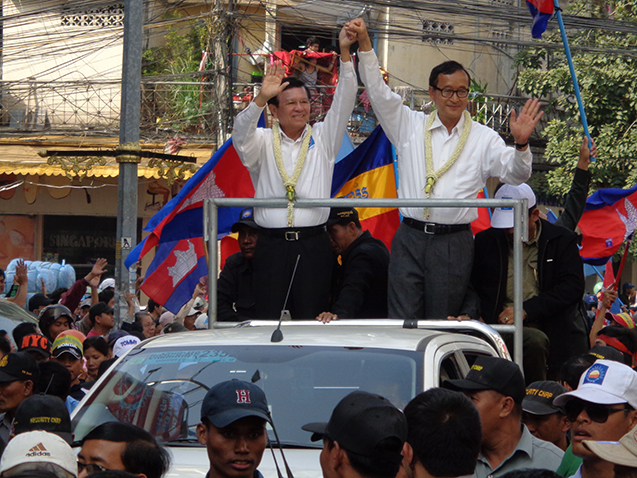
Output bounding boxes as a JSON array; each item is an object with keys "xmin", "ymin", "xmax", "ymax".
[{"xmin": 0, "ymin": 14, "xmax": 636, "ymax": 478}]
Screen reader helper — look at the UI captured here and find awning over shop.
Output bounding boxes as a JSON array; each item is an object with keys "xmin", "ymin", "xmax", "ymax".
[{"xmin": 0, "ymin": 137, "xmax": 216, "ymax": 180}]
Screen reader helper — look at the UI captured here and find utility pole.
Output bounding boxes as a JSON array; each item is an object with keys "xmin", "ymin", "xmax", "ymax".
[
  {"xmin": 211, "ymin": 0, "xmax": 234, "ymax": 147},
  {"xmin": 115, "ymin": 0, "xmax": 143, "ymax": 327}
]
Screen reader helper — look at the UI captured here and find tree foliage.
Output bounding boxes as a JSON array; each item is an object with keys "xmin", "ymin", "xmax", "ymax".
[
  {"xmin": 515, "ymin": 0, "xmax": 637, "ymax": 198},
  {"xmin": 141, "ymin": 14, "xmax": 215, "ymax": 133}
]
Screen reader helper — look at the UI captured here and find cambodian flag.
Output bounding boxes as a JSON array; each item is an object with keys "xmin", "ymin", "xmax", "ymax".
[
  {"xmin": 579, "ymin": 184, "xmax": 637, "ymax": 265},
  {"xmin": 125, "ymin": 138, "xmax": 256, "ymax": 270},
  {"xmin": 126, "ymin": 136, "xmax": 255, "ymax": 312},
  {"xmin": 331, "ymin": 126, "xmax": 400, "ymax": 250},
  {"xmin": 527, "ymin": 0, "xmax": 555, "ymax": 39},
  {"xmin": 141, "ymin": 238, "xmax": 208, "ymax": 313}
]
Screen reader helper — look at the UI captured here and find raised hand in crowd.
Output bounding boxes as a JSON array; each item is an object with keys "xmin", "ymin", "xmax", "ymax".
[
  {"xmin": 578, "ymin": 135, "xmax": 597, "ymax": 170},
  {"xmin": 6, "ymin": 259, "xmax": 28, "ymax": 308},
  {"xmin": 589, "ymin": 286, "xmax": 616, "ymax": 347}
]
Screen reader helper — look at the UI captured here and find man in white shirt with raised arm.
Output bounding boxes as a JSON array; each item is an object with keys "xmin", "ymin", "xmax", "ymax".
[
  {"xmin": 232, "ymin": 26, "xmax": 358, "ymax": 320},
  {"xmin": 346, "ymin": 18, "xmax": 544, "ymax": 321}
]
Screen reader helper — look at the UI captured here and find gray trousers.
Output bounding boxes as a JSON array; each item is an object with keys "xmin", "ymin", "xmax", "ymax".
[{"xmin": 388, "ymin": 222, "xmax": 474, "ymax": 319}]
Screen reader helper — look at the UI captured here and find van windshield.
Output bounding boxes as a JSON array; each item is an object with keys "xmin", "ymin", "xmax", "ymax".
[{"xmin": 72, "ymin": 345, "xmax": 422, "ymax": 447}]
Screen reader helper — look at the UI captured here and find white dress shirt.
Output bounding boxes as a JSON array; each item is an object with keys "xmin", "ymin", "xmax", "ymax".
[
  {"xmin": 358, "ymin": 49, "xmax": 532, "ymax": 225},
  {"xmin": 232, "ymin": 59, "xmax": 357, "ymax": 228}
]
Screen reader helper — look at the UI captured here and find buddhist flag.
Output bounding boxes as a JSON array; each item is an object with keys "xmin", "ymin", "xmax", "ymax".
[{"xmin": 332, "ymin": 126, "xmax": 400, "ymax": 250}]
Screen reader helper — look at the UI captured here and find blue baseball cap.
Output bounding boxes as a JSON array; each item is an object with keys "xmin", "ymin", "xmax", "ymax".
[{"xmin": 201, "ymin": 380, "xmax": 271, "ymax": 428}]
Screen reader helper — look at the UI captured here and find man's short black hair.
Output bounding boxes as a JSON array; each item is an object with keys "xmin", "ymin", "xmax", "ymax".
[
  {"xmin": 82, "ymin": 422, "xmax": 170, "ymax": 478},
  {"xmin": 147, "ymin": 299, "xmax": 160, "ymax": 314},
  {"xmin": 35, "ymin": 360, "xmax": 72, "ymax": 400},
  {"xmin": 306, "ymin": 36, "xmax": 319, "ymax": 47},
  {"xmin": 558, "ymin": 353, "xmax": 596, "ymax": 390},
  {"xmin": 429, "ymin": 61, "xmax": 471, "ymax": 88},
  {"xmin": 98, "ymin": 289, "xmax": 114, "ymax": 305},
  {"xmin": 0, "ymin": 335, "xmax": 11, "ymax": 356},
  {"xmin": 325, "ymin": 436, "xmax": 403, "ymax": 478},
  {"xmin": 83, "ymin": 336, "xmax": 109, "ymax": 357},
  {"xmin": 48, "ymin": 287, "xmax": 68, "ymax": 304},
  {"xmin": 267, "ymin": 78, "xmax": 312, "ymax": 107},
  {"xmin": 404, "ymin": 388, "xmax": 481, "ymax": 477}
]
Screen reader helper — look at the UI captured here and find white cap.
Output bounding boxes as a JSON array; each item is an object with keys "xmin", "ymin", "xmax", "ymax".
[
  {"xmin": 187, "ymin": 308, "xmax": 200, "ymax": 317},
  {"xmin": 491, "ymin": 183, "xmax": 537, "ymax": 229},
  {"xmin": 194, "ymin": 313, "xmax": 209, "ymax": 330},
  {"xmin": 113, "ymin": 335, "xmax": 141, "ymax": 358},
  {"xmin": 0, "ymin": 430, "xmax": 78, "ymax": 477},
  {"xmin": 554, "ymin": 360, "xmax": 637, "ymax": 409},
  {"xmin": 98, "ymin": 278, "xmax": 116, "ymax": 291},
  {"xmin": 584, "ymin": 422, "xmax": 637, "ymax": 467},
  {"xmin": 193, "ymin": 297, "xmax": 208, "ymax": 311}
]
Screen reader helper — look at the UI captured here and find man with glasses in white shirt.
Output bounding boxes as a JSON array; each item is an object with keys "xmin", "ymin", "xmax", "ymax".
[{"xmin": 345, "ymin": 18, "xmax": 544, "ymax": 321}]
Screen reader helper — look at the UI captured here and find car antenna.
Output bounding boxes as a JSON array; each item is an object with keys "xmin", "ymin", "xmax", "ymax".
[{"xmin": 271, "ymin": 254, "xmax": 301, "ymax": 343}]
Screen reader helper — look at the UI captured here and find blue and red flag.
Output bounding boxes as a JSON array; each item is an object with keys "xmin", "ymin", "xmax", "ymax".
[
  {"xmin": 127, "ymin": 136, "xmax": 255, "ymax": 312},
  {"xmin": 140, "ymin": 237, "xmax": 208, "ymax": 313},
  {"xmin": 526, "ymin": 0, "xmax": 554, "ymax": 39},
  {"xmin": 125, "ymin": 138, "xmax": 255, "ymax": 270},
  {"xmin": 579, "ymin": 184, "xmax": 637, "ymax": 265},
  {"xmin": 331, "ymin": 126, "xmax": 400, "ymax": 250}
]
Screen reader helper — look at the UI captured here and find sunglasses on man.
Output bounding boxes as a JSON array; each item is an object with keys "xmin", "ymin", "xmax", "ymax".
[{"xmin": 564, "ymin": 399, "xmax": 633, "ymax": 423}]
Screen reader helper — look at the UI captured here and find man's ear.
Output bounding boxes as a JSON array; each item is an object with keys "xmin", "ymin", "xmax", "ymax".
[
  {"xmin": 402, "ymin": 442, "xmax": 413, "ymax": 465},
  {"xmin": 196, "ymin": 423, "xmax": 208, "ymax": 446},
  {"xmin": 530, "ymin": 208, "xmax": 541, "ymax": 222},
  {"xmin": 627, "ymin": 409, "xmax": 637, "ymax": 430},
  {"xmin": 268, "ymin": 104, "xmax": 278, "ymax": 120},
  {"xmin": 560, "ymin": 415, "xmax": 571, "ymax": 434},
  {"xmin": 24, "ymin": 380, "xmax": 33, "ymax": 396},
  {"xmin": 332, "ymin": 441, "xmax": 348, "ymax": 471},
  {"xmin": 499, "ymin": 396, "xmax": 515, "ymax": 418}
]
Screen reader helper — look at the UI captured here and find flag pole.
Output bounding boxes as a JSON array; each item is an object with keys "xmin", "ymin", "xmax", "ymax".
[
  {"xmin": 614, "ymin": 235, "xmax": 633, "ymax": 292},
  {"xmin": 552, "ymin": 0, "xmax": 595, "ymax": 161}
]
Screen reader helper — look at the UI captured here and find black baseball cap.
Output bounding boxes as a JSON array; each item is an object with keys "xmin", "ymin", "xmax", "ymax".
[
  {"xmin": 89, "ymin": 302, "xmax": 114, "ymax": 321},
  {"xmin": 231, "ymin": 208, "xmax": 258, "ymax": 233},
  {"xmin": 302, "ymin": 391, "xmax": 407, "ymax": 463},
  {"xmin": 0, "ymin": 352, "xmax": 38, "ymax": 383},
  {"xmin": 28, "ymin": 294, "xmax": 52, "ymax": 313},
  {"xmin": 443, "ymin": 356, "xmax": 526, "ymax": 404},
  {"xmin": 589, "ymin": 345, "xmax": 625, "ymax": 363},
  {"xmin": 13, "ymin": 395, "xmax": 72, "ymax": 444},
  {"xmin": 201, "ymin": 380, "xmax": 271, "ymax": 428},
  {"xmin": 523, "ymin": 381, "xmax": 567, "ymax": 416},
  {"xmin": 18, "ymin": 334, "xmax": 51, "ymax": 359},
  {"xmin": 327, "ymin": 207, "xmax": 360, "ymax": 226}
]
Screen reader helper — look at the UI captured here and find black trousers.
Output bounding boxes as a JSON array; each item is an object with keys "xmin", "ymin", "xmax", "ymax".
[{"xmin": 253, "ymin": 228, "xmax": 332, "ymax": 320}]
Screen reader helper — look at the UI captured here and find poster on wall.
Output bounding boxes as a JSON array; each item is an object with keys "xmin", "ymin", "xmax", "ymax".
[{"xmin": 0, "ymin": 215, "xmax": 36, "ymax": 270}]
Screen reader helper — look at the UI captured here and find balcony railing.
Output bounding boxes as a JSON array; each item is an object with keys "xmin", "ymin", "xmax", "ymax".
[{"xmin": 0, "ymin": 79, "xmax": 551, "ymax": 145}]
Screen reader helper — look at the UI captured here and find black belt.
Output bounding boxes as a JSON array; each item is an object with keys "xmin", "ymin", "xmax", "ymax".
[
  {"xmin": 259, "ymin": 224, "xmax": 327, "ymax": 241},
  {"xmin": 403, "ymin": 218, "xmax": 470, "ymax": 235}
]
